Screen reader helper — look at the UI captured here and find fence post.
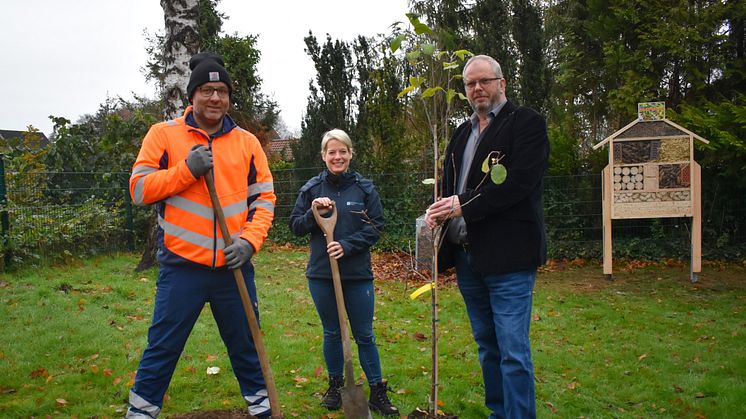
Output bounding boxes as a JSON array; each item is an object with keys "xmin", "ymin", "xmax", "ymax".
[
  {"xmin": 0, "ymin": 154, "xmax": 10, "ymax": 269},
  {"xmin": 123, "ymin": 173, "xmax": 134, "ymax": 251}
]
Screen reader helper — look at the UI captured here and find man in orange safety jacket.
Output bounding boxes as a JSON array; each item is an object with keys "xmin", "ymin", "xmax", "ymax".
[{"xmin": 125, "ymin": 52, "xmax": 276, "ymax": 418}]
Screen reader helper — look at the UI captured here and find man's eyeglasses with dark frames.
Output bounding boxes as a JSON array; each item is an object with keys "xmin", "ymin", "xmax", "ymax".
[
  {"xmin": 464, "ymin": 77, "xmax": 502, "ymax": 90},
  {"xmin": 198, "ymin": 86, "xmax": 230, "ymax": 98}
]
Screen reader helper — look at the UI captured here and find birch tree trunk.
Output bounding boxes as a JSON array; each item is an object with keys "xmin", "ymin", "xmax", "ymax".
[
  {"xmin": 161, "ymin": 0, "xmax": 200, "ymax": 119},
  {"xmin": 136, "ymin": 0, "xmax": 200, "ymax": 272}
]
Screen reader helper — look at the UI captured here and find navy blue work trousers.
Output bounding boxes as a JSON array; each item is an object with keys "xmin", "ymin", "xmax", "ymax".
[{"xmin": 130, "ymin": 262, "xmax": 265, "ymax": 407}]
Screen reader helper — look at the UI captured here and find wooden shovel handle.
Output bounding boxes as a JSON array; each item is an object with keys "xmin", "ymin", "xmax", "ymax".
[
  {"xmin": 204, "ymin": 171, "xmax": 283, "ymax": 419},
  {"xmin": 311, "ymin": 204, "xmax": 357, "ymax": 387}
]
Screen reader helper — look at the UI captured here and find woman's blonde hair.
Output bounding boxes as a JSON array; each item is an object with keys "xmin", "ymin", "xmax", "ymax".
[{"xmin": 320, "ymin": 128, "xmax": 354, "ymax": 156}]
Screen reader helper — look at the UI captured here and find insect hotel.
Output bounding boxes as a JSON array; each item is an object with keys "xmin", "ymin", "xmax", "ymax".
[{"xmin": 592, "ymin": 102, "xmax": 708, "ymax": 281}]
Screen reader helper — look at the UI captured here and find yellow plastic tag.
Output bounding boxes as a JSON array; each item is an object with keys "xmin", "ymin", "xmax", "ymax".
[{"xmin": 409, "ymin": 283, "xmax": 435, "ymax": 300}]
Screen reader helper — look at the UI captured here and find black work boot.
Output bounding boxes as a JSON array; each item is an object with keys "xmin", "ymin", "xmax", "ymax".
[
  {"xmin": 368, "ymin": 381, "xmax": 399, "ymax": 417},
  {"xmin": 320, "ymin": 375, "xmax": 343, "ymax": 410}
]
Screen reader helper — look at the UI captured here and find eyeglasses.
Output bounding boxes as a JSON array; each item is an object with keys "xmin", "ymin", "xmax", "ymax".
[
  {"xmin": 464, "ymin": 77, "xmax": 502, "ymax": 90},
  {"xmin": 198, "ymin": 86, "xmax": 230, "ymax": 98}
]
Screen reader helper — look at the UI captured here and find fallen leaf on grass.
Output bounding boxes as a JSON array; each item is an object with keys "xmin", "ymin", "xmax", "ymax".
[
  {"xmin": 206, "ymin": 354, "xmax": 218, "ymax": 362},
  {"xmin": 126, "ymin": 371, "xmax": 136, "ymax": 387},
  {"xmin": 545, "ymin": 401, "xmax": 558, "ymax": 413},
  {"xmin": 674, "ymin": 384, "xmax": 683, "ymax": 393},
  {"xmin": 30, "ymin": 368, "xmax": 49, "ymax": 379},
  {"xmin": 293, "ymin": 376, "xmax": 309, "ymax": 385},
  {"xmin": 396, "ymin": 388, "xmax": 412, "ymax": 395},
  {"xmin": 103, "ymin": 368, "xmax": 112, "ymax": 377},
  {"xmin": 56, "ymin": 398, "xmax": 67, "ymax": 407},
  {"xmin": 413, "ymin": 332, "xmax": 428, "ymax": 341},
  {"xmin": 112, "ymin": 377, "xmax": 122, "ymax": 385},
  {"xmin": 206, "ymin": 366, "xmax": 221, "ymax": 375},
  {"xmin": 314, "ymin": 366, "xmax": 324, "ymax": 378},
  {"xmin": 567, "ymin": 381, "xmax": 579, "ymax": 390},
  {"xmin": 638, "ymin": 353, "xmax": 648, "ymax": 361},
  {"xmin": 90, "ymin": 364, "xmax": 99, "ymax": 373}
]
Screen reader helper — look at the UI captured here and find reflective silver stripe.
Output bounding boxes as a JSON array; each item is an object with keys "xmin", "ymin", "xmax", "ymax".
[
  {"xmin": 133, "ymin": 177, "xmax": 146, "ymax": 206},
  {"xmin": 223, "ymin": 200, "xmax": 248, "ymax": 219},
  {"xmin": 164, "ymin": 196, "xmax": 214, "ymax": 220},
  {"xmin": 245, "ymin": 389, "xmax": 270, "ymax": 416},
  {"xmin": 158, "ymin": 216, "xmax": 225, "ymax": 250},
  {"xmin": 250, "ymin": 199, "xmax": 275, "ymax": 214},
  {"xmin": 165, "ymin": 196, "xmax": 247, "ymax": 220},
  {"xmin": 131, "ymin": 166, "xmax": 157, "ymax": 177},
  {"xmin": 128, "ymin": 390, "xmax": 160, "ymax": 418},
  {"xmin": 248, "ymin": 181, "xmax": 274, "ymax": 197}
]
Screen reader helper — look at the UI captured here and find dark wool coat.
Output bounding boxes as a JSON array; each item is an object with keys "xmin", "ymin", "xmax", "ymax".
[{"xmin": 438, "ymin": 100, "xmax": 549, "ymax": 275}]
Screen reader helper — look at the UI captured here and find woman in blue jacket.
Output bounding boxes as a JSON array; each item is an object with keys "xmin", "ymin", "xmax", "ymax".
[{"xmin": 289, "ymin": 129, "xmax": 398, "ymax": 416}]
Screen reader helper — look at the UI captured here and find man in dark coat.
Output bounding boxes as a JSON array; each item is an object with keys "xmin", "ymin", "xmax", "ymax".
[{"xmin": 425, "ymin": 54, "xmax": 549, "ymax": 419}]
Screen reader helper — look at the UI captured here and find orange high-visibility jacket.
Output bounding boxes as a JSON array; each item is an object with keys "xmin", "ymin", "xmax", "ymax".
[{"xmin": 129, "ymin": 106, "xmax": 276, "ymax": 268}]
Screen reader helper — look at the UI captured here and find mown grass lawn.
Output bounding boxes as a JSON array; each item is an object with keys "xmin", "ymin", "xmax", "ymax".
[{"xmin": 0, "ymin": 249, "xmax": 744, "ymax": 418}]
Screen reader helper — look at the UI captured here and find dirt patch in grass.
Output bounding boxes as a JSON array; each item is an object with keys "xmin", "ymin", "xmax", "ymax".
[
  {"xmin": 372, "ymin": 252, "xmax": 746, "ymax": 294},
  {"xmin": 537, "ymin": 258, "xmax": 746, "ymax": 293},
  {"xmin": 372, "ymin": 251, "xmax": 457, "ymax": 285},
  {"xmin": 168, "ymin": 409, "xmax": 249, "ymax": 418}
]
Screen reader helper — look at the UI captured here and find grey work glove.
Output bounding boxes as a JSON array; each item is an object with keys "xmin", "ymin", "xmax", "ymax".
[
  {"xmin": 186, "ymin": 144, "xmax": 213, "ymax": 178},
  {"xmin": 224, "ymin": 238, "xmax": 253, "ymax": 270}
]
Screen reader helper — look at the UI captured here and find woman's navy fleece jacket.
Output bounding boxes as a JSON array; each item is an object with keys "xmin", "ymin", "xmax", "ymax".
[{"xmin": 289, "ymin": 170, "xmax": 384, "ymax": 281}]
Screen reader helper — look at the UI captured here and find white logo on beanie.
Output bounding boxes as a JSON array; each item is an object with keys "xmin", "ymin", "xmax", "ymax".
[{"xmin": 209, "ymin": 71, "xmax": 220, "ymax": 81}]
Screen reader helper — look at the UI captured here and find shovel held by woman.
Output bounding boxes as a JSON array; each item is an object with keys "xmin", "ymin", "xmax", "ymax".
[{"xmin": 312, "ymin": 203, "xmax": 373, "ymax": 419}]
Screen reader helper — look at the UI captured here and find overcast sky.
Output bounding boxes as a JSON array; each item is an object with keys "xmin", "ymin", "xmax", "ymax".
[{"xmin": 0, "ymin": 0, "xmax": 410, "ymax": 138}]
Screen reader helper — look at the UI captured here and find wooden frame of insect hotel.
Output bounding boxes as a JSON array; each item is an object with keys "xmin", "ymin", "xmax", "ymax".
[{"xmin": 592, "ymin": 102, "xmax": 708, "ymax": 282}]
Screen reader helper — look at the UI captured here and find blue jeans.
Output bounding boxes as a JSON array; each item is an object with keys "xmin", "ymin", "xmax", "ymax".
[
  {"xmin": 130, "ymin": 263, "xmax": 266, "ymax": 409},
  {"xmin": 308, "ymin": 278, "xmax": 383, "ymax": 384},
  {"xmin": 454, "ymin": 249, "xmax": 536, "ymax": 419}
]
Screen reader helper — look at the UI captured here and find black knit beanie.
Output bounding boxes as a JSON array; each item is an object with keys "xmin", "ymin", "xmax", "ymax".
[{"xmin": 186, "ymin": 52, "xmax": 233, "ymax": 100}]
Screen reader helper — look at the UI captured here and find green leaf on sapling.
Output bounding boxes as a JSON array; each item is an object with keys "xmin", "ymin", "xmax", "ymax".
[
  {"xmin": 481, "ymin": 156, "xmax": 490, "ymax": 173},
  {"xmin": 420, "ymin": 43, "xmax": 436, "ymax": 56},
  {"xmin": 490, "ymin": 164, "xmax": 507, "ymax": 184},
  {"xmin": 390, "ymin": 35, "xmax": 406, "ymax": 53},
  {"xmin": 421, "ymin": 87, "xmax": 443, "ymax": 98},
  {"xmin": 397, "ymin": 85, "xmax": 416, "ymax": 99},
  {"xmin": 406, "ymin": 50, "xmax": 421, "ymax": 63},
  {"xmin": 454, "ymin": 49, "xmax": 472, "ymax": 60}
]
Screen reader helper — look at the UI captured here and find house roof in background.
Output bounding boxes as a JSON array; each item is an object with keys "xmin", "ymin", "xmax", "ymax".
[
  {"xmin": 0, "ymin": 129, "xmax": 50, "ymax": 148},
  {"xmin": 267, "ymin": 138, "xmax": 295, "ymax": 161}
]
